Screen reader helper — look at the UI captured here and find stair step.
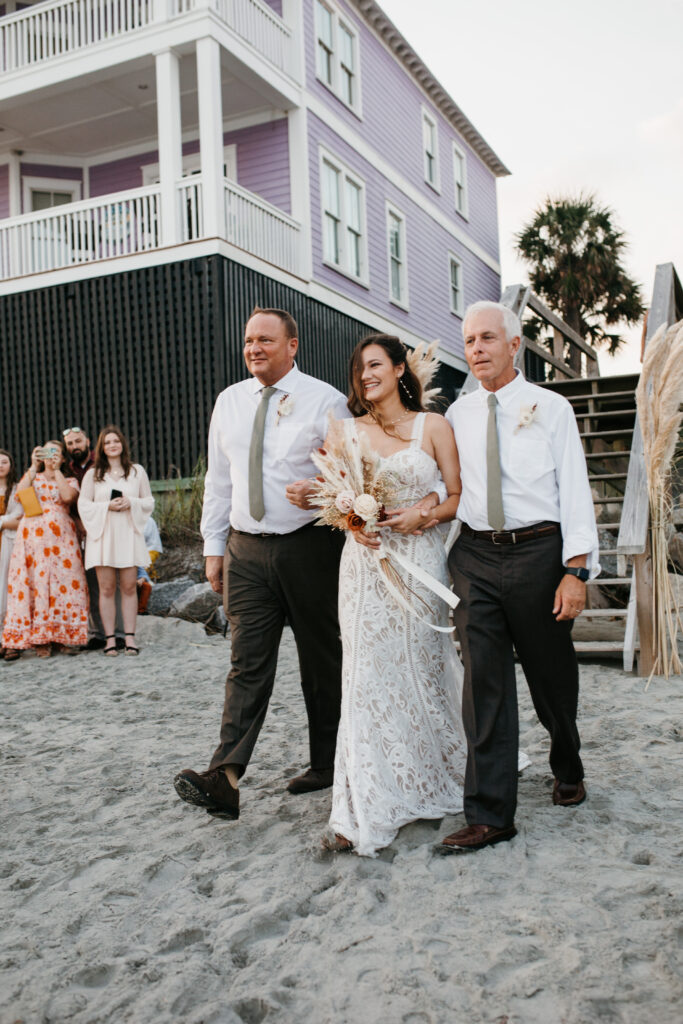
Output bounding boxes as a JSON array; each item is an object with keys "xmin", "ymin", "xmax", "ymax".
[
  {"xmin": 596, "ymin": 522, "xmax": 622, "ymax": 530},
  {"xmin": 589, "ymin": 577, "xmax": 631, "ymax": 585},
  {"xmin": 589, "ymin": 472, "xmax": 628, "ymax": 481},
  {"xmin": 579, "ymin": 428, "xmax": 634, "ymax": 439},
  {"xmin": 599, "ymin": 548, "xmax": 630, "ymax": 557},
  {"xmin": 593, "ymin": 496, "xmax": 625, "ymax": 504},
  {"xmin": 584, "ymin": 451, "xmax": 631, "ymax": 460},
  {"xmin": 574, "ymin": 641, "xmax": 633, "ymax": 655},
  {"xmin": 574, "ymin": 409, "xmax": 636, "ymax": 420},
  {"xmin": 567, "ymin": 389, "xmax": 637, "ymax": 403},
  {"xmin": 580, "ymin": 609, "xmax": 628, "ymax": 617}
]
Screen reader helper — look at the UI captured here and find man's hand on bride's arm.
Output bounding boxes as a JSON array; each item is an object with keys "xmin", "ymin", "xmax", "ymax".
[{"xmin": 285, "ymin": 479, "xmax": 316, "ymax": 509}]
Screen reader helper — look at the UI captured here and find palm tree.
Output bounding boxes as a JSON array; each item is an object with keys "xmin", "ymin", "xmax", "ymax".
[{"xmin": 515, "ymin": 194, "xmax": 645, "ymax": 355}]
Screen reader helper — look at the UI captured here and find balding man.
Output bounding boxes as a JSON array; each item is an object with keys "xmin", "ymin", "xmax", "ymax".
[
  {"xmin": 436, "ymin": 301, "xmax": 599, "ymax": 853},
  {"xmin": 174, "ymin": 308, "xmax": 349, "ymax": 821}
]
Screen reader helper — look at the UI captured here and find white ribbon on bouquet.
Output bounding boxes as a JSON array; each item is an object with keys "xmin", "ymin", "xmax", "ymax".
[{"xmin": 374, "ymin": 540, "xmax": 459, "ymax": 634}]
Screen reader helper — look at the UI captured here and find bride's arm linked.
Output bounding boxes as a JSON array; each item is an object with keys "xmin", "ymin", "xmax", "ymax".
[
  {"xmin": 285, "ymin": 419, "xmax": 344, "ymax": 511},
  {"xmin": 384, "ymin": 414, "xmax": 462, "ymax": 535}
]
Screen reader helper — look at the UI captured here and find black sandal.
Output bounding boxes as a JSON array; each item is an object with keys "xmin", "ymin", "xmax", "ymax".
[
  {"xmin": 124, "ymin": 633, "xmax": 140, "ymax": 657},
  {"xmin": 103, "ymin": 634, "xmax": 118, "ymax": 657}
]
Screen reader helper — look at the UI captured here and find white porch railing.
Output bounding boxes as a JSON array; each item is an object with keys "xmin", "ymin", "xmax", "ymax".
[
  {"xmin": 0, "ymin": 186, "xmax": 160, "ymax": 278},
  {"xmin": 224, "ymin": 178, "xmax": 300, "ymax": 276},
  {"xmin": 210, "ymin": 0, "xmax": 292, "ymax": 76},
  {"xmin": 0, "ymin": 0, "xmax": 154, "ymax": 73},
  {"xmin": 178, "ymin": 177, "xmax": 203, "ymax": 241},
  {"xmin": 0, "ymin": 0, "xmax": 293, "ymax": 76}
]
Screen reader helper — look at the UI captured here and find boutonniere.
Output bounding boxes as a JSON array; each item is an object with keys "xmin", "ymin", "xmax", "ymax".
[
  {"xmin": 276, "ymin": 394, "xmax": 295, "ymax": 425},
  {"xmin": 514, "ymin": 403, "xmax": 538, "ymax": 433}
]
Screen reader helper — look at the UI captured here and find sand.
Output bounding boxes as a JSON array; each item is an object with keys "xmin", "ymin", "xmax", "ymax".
[{"xmin": 1, "ymin": 617, "xmax": 681, "ymax": 1024}]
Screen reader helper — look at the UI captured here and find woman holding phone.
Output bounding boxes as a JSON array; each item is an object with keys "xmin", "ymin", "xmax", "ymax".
[
  {"xmin": 2, "ymin": 441, "xmax": 88, "ymax": 659},
  {"xmin": 0, "ymin": 450, "xmax": 22, "ymax": 643},
  {"xmin": 78, "ymin": 426, "xmax": 154, "ymax": 656}
]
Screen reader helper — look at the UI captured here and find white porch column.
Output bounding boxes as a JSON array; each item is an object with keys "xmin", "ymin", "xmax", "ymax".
[
  {"xmin": 196, "ymin": 36, "xmax": 224, "ymax": 239},
  {"xmin": 287, "ymin": 107, "xmax": 311, "ymax": 280},
  {"xmin": 8, "ymin": 152, "xmax": 21, "ymax": 216},
  {"xmin": 155, "ymin": 48, "xmax": 183, "ymax": 246}
]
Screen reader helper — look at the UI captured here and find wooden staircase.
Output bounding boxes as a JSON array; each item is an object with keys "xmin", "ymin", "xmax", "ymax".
[{"xmin": 538, "ymin": 373, "xmax": 640, "ymax": 661}]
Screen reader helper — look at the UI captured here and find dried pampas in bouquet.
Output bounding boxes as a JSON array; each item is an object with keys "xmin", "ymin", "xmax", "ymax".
[{"xmin": 636, "ymin": 319, "xmax": 683, "ymax": 680}]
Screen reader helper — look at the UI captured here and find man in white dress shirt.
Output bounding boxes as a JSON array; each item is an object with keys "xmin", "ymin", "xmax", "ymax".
[
  {"xmin": 436, "ymin": 301, "xmax": 599, "ymax": 853},
  {"xmin": 174, "ymin": 308, "xmax": 349, "ymax": 819}
]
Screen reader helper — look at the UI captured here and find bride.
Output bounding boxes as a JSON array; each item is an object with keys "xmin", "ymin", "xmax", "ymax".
[{"xmin": 323, "ymin": 334, "xmax": 467, "ymax": 856}]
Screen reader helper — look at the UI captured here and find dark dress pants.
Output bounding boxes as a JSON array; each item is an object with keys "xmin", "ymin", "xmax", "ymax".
[
  {"xmin": 208, "ymin": 524, "xmax": 344, "ymax": 776},
  {"xmin": 448, "ymin": 530, "xmax": 583, "ymax": 829}
]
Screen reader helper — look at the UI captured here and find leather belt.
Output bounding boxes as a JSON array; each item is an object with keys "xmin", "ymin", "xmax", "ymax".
[{"xmin": 460, "ymin": 521, "xmax": 560, "ymax": 546}]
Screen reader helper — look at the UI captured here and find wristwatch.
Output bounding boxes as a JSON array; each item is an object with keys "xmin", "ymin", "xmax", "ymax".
[{"xmin": 565, "ymin": 566, "xmax": 589, "ymax": 582}]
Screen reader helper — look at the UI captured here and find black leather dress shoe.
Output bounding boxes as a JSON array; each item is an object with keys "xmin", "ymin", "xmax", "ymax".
[
  {"xmin": 174, "ymin": 768, "xmax": 239, "ymax": 819},
  {"xmin": 552, "ymin": 779, "xmax": 586, "ymax": 806},
  {"xmin": 286, "ymin": 768, "xmax": 334, "ymax": 794}
]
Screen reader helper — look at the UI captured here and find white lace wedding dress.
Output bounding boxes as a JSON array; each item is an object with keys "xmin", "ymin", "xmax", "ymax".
[{"xmin": 329, "ymin": 414, "xmax": 467, "ymax": 856}]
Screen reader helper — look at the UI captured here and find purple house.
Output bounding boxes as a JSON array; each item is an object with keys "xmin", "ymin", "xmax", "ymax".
[{"xmin": 0, "ymin": 0, "xmax": 508, "ymax": 476}]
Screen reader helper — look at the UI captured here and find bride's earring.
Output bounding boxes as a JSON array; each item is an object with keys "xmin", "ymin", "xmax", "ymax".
[{"xmin": 400, "ymin": 376, "xmax": 412, "ymax": 400}]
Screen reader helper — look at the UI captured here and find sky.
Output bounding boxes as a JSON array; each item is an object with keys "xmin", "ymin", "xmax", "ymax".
[{"xmin": 378, "ymin": 0, "xmax": 683, "ymax": 376}]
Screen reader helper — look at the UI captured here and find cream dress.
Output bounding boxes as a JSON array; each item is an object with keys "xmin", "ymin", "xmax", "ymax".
[
  {"xmin": 0, "ymin": 487, "xmax": 21, "ymax": 626},
  {"xmin": 78, "ymin": 466, "xmax": 154, "ymax": 570}
]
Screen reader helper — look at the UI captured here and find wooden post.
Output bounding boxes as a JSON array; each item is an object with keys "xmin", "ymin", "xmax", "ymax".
[
  {"xmin": 155, "ymin": 48, "xmax": 183, "ymax": 247},
  {"xmin": 552, "ymin": 328, "xmax": 567, "ymax": 379},
  {"xmin": 634, "ymin": 530, "xmax": 655, "ymax": 676},
  {"xmin": 197, "ymin": 36, "xmax": 225, "ymax": 241}
]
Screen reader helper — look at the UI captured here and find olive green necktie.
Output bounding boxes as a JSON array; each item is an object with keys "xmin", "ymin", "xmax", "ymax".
[
  {"xmin": 486, "ymin": 392, "xmax": 505, "ymax": 531},
  {"xmin": 248, "ymin": 386, "xmax": 276, "ymax": 521}
]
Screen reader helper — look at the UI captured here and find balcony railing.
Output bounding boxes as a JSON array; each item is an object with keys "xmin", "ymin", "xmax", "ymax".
[
  {"xmin": 0, "ymin": 186, "xmax": 160, "ymax": 278},
  {"xmin": 0, "ymin": 0, "xmax": 154, "ymax": 73},
  {"xmin": 0, "ymin": 0, "xmax": 293, "ymax": 76},
  {"xmin": 224, "ymin": 178, "xmax": 300, "ymax": 276},
  {"xmin": 0, "ymin": 180, "xmax": 300, "ymax": 279}
]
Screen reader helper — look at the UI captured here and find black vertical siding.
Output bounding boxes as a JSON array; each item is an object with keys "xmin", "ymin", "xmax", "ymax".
[{"xmin": 1, "ymin": 255, "xmax": 465, "ymax": 477}]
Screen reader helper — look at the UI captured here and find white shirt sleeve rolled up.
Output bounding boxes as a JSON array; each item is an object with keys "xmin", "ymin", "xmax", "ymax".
[{"xmin": 201, "ymin": 364, "xmax": 350, "ymax": 556}]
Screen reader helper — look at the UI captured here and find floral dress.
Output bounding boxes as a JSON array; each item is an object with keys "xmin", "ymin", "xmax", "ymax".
[{"xmin": 2, "ymin": 474, "xmax": 88, "ymax": 649}]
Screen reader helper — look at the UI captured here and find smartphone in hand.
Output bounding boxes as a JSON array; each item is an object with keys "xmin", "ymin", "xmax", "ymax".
[{"xmin": 110, "ymin": 489, "xmax": 123, "ymax": 500}]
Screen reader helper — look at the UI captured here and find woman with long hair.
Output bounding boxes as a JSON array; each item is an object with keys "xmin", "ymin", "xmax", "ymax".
[
  {"xmin": 78, "ymin": 426, "xmax": 154, "ymax": 656},
  {"xmin": 2, "ymin": 442, "xmax": 88, "ymax": 659},
  {"xmin": 320, "ymin": 334, "xmax": 467, "ymax": 855},
  {"xmin": 0, "ymin": 450, "xmax": 22, "ymax": 645}
]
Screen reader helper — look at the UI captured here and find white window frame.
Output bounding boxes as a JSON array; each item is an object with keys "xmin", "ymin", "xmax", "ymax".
[
  {"xmin": 453, "ymin": 141, "xmax": 468, "ymax": 218},
  {"xmin": 422, "ymin": 107, "xmax": 440, "ymax": 192},
  {"xmin": 448, "ymin": 253, "xmax": 464, "ymax": 316},
  {"xmin": 23, "ymin": 176, "xmax": 82, "ymax": 212},
  {"xmin": 386, "ymin": 201, "xmax": 409, "ymax": 310},
  {"xmin": 315, "ymin": 0, "xmax": 362, "ymax": 116},
  {"xmin": 319, "ymin": 147, "xmax": 368, "ymax": 286},
  {"xmin": 141, "ymin": 146, "xmax": 237, "ymax": 185}
]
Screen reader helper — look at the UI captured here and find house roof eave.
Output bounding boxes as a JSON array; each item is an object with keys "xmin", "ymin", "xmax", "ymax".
[{"xmin": 351, "ymin": 0, "xmax": 511, "ymax": 178}]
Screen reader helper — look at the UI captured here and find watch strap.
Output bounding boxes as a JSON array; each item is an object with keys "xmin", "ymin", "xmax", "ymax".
[{"xmin": 565, "ymin": 566, "xmax": 589, "ymax": 582}]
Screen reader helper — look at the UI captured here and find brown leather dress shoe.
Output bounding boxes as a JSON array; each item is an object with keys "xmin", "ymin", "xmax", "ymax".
[
  {"xmin": 286, "ymin": 768, "xmax": 334, "ymax": 794},
  {"xmin": 552, "ymin": 779, "xmax": 586, "ymax": 806},
  {"xmin": 434, "ymin": 823, "xmax": 517, "ymax": 854},
  {"xmin": 173, "ymin": 768, "xmax": 239, "ymax": 819}
]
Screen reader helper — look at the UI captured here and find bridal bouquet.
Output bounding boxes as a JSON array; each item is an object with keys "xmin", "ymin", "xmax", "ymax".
[
  {"xmin": 310, "ymin": 417, "xmax": 458, "ymax": 633},
  {"xmin": 310, "ymin": 419, "xmax": 400, "ymax": 534}
]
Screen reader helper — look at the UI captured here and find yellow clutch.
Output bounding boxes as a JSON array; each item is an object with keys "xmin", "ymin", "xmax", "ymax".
[{"xmin": 16, "ymin": 486, "xmax": 43, "ymax": 517}]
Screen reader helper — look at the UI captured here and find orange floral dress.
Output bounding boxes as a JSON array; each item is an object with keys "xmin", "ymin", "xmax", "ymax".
[{"xmin": 2, "ymin": 474, "xmax": 88, "ymax": 649}]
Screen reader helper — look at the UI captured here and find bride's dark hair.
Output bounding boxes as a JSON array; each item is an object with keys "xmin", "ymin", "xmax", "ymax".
[{"xmin": 347, "ymin": 334, "xmax": 425, "ymax": 436}]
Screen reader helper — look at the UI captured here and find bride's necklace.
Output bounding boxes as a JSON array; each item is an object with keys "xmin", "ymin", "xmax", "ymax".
[
  {"xmin": 372, "ymin": 408, "xmax": 412, "ymax": 428},
  {"xmin": 109, "ymin": 466, "xmax": 124, "ymax": 480}
]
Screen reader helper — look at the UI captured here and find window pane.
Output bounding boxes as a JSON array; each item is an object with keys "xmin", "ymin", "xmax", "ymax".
[
  {"xmin": 391, "ymin": 258, "xmax": 402, "ymax": 301},
  {"xmin": 347, "ymin": 228, "xmax": 361, "ymax": 277},
  {"xmin": 31, "ymin": 190, "xmax": 72, "ymax": 211},
  {"xmin": 340, "ymin": 25, "xmax": 354, "ymax": 70},
  {"xmin": 323, "ymin": 162, "xmax": 340, "ymax": 217},
  {"xmin": 340, "ymin": 66, "xmax": 353, "ymax": 105},
  {"xmin": 324, "ymin": 213, "xmax": 340, "ymax": 265},
  {"xmin": 345, "ymin": 180, "xmax": 361, "ymax": 232},
  {"xmin": 316, "ymin": 1, "xmax": 333, "ymax": 47},
  {"xmin": 450, "ymin": 259, "xmax": 461, "ymax": 310},
  {"xmin": 389, "ymin": 214, "xmax": 401, "ymax": 259}
]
